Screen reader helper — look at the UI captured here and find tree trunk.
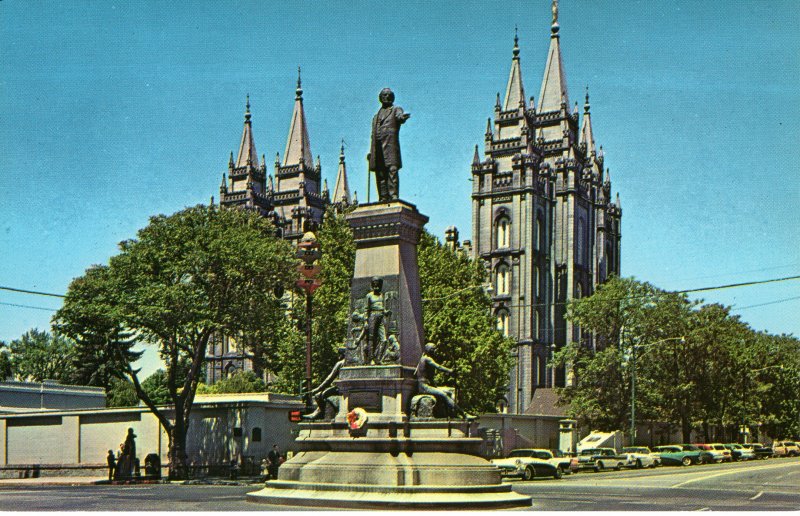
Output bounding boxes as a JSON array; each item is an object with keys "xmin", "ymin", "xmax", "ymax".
[{"xmin": 168, "ymin": 419, "xmax": 188, "ymax": 480}]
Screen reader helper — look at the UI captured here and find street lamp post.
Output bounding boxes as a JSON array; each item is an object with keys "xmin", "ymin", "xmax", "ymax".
[{"xmin": 296, "ymin": 231, "xmax": 322, "ymax": 411}]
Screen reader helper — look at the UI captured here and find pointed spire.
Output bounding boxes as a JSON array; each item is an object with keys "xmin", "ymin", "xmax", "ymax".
[
  {"xmin": 615, "ymin": 192, "xmax": 621, "ymax": 208},
  {"xmin": 485, "ymin": 117, "xmax": 493, "ymax": 140},
  {"xmin": 268, "ymin": 174, "xmax": 274, "ymax": 192},
  {"xmin": 332, "ymin": 140, "xmax": 351, "ymax": 204},
  {"xmin": 538, "ymin": 0, "xmax": 569, "ymax": 112},
  {"xmin": 503, "ymin": 29, "xmax": 526, "ymax": 111},
  {"xmin": 283, "ymin": 67, "xmax": 313, "ymax": 168},
  {"xmin": 228, "ymin": 151, "xmax": 234, "ymax": 169},
  {"xmin": 580, "ymin": 86, "xmax": 596, "ymax": 155},
  {"xmin": 261, "ymin": 153, "xmax": 266, "ymax": 170},
  {"xmin": 473, "ymin": 144, "xmax": 481, "ymax": 165},
  {"xmin": 220, "ymin": 173, "xmax": 227, "ymax": 192},
  {"xmin": 495, "ymin": 92, "xmax": 501, "ymax": 111},
  {"xmin": 322, "ymin": 178, "xmax": 330, "ymax": 198},
  {"xmin": 235, "ymin": 95, "xmax": 259, "ymax": 168},
  {"xmin": 352, "ymin": 190, "xmax": 358, "ymax": 204}
]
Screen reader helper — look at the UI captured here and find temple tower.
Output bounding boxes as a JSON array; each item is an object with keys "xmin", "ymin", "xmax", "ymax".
[
  {"xmin": 470, "ymin": 1, "xmax": 622, "ymax": 414},
  {"xmin": 272, "ymin": 68, "xmax": 326, "ymax": 241}
]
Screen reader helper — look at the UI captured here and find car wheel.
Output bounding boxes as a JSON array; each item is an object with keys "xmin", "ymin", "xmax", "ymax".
[
  {"xmin": 681, "ymin": 456, "xmax": 692, "ymax": 467},
  {"xmin": 614, "ymin": 462, "xmax": 623, "ymax": 471},
  {"xmin": 522, "ymin": 466, "xmax": 534, "ymax": 481},
  {"xmin": 594, "ymin": 460, "xmax": 603, "ymax": 472},
  {"xmin": 635, "ymin": 459, "xmax": 643, "ymax": 469},
  {"xmin": 554, "ymin": 466, "xmax": 563, "ymax": 479}
]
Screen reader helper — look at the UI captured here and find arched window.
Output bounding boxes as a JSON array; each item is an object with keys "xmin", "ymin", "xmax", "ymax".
[
  {"xmin": 536, "ymin": 214, "xmax": 545, "ymax": 251},
  {"xmin": 496, "ymin": 216, "xmax": 511, "ymax": 249},
  {"xmin": 252, "ymin": 427, "xmax": 262, "ymax": 442},
  {"xmin": 575, "ymin": 282, "xmax": 583, "ymax": 299},
  {"xmin": 496, "ymin": 309, "xmax": 510, "ymax": 337},
  {"xmin": 576, "ymin": 217, "xmax": 586, "ymax": 266},
  {"xmin": 224, "ymin": 363, "xmax": 237, "ymax": 378},
  {"xmin": 496, "ymin": 263, "xmax": 510, "ymax": 295}
]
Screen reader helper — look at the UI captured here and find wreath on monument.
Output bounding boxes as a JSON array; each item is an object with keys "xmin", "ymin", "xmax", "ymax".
[{"xmin": 346, "ymin": 407, "xmax": 368, "ymax": 430}]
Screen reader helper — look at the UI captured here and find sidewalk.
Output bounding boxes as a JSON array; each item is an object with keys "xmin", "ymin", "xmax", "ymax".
[
  {"xmin": 0, "ymin": 476, "xmax": 266, "ymax": 487},
  {"xmin": 0, "ymin": 476, "xmax": 106, "ymax": 487}
]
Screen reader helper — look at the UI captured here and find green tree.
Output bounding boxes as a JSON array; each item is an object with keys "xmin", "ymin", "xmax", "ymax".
[
  {"xmin": 418, "ymin": 231, "xmax": 513, "ymax": 413},
  {"xmin": 54, "ymin": 265, "xmax": 143, "ymax": 390},
  {"xmin": 54, "ymin": 205, "xmax": 295, "ymax": 479},
  {"xmin": 8, "ymin": 329, "xmax": 76, "ymax": 383},
  {"xmin": 0, "ymin": 342, "xmax": 12, "ymax": 380},
  {"xmin": 106, "ymin": 377, "xmax": 139, "ymax": 407},
  {"xmin": 197, "ymin": 370, "xmax": 266, "ymax": 394}
]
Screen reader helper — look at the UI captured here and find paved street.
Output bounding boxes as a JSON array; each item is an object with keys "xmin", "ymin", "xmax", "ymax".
[{"xmin": 0, "ymin": 458, "xmax": 797, "ymax": 511}]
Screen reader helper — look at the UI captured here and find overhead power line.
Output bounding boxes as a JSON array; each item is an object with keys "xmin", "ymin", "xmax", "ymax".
[{"xmin": 0, "ymin": 285, "xmax": 65, "ymax": 298}]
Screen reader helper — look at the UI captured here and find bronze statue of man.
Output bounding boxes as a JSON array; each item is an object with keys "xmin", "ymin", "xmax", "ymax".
[
  {"xmin": 369, "ymin": 88, "xmax": 410, "ymax": 202},
  {"xmin": 414, "ymin": 343, "xmax": 475, "ymax": 420},
  {"xmin": 364, "ymin": 277, "xmax": 391, "ymax": 364},
  {"xmin": 302, "ymin": 347, "xmax": 346, "ymax": 420}
]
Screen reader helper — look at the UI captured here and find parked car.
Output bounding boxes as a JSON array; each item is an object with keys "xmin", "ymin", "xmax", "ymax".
[
  {"xmin": 742, "ymin": 443, "xmax": 773, "ymax": 459},
  {"xmin": 679, "ymin": 444, "xmax": 714, "ymax": 464},
  {"xmin": 652, "ymin": 445, "xmax": 702, "ymax": 466},
  {"xmin": 695, "ymin": 443, "xmax": 732, "ymax": 463},
  {"xmin": 772, "ymin": 441, "xmax": 800, "ymax": 457},
  {"xmin": 621, "ymin": 447, "xmax": 658, "ymax": 469},
  {"xmin": 549, "ymin": 449, "xmax": 580, "ymax": 474},
  {"xmin": 490, "ymin": 449, "xmax": 563, "ymax": 480},
  {"xmin": 577, "ymin": 448, "xmax": 625, "ymax": 472},
  {"xmin": 724, "ymin": 443, "xmax": 755, "ymax": 461}
]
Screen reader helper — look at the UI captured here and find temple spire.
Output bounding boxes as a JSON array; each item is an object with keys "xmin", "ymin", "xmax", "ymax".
[
  {"xmin": 283, "ymin": 67, "xmax": 313, "ymax": 168},
  {"xmin": 472, "ymin": 144, "xmax": 481, "ymax": 165},
  {"xmin": 235, "ymin": 94, "xmax": 259, "ymax": 168},
  {"xmin": 503, "ymin": 28, "xmax": 526, "ymax": 111},
  {"xmin": 538, "ymin": 0, "xmax": 569, "ymax": 112},
  {"xmin": 332, "ymin": 140, "xmax": 351, "ymax": 204},
  {"xmin": 580, "ymin": 86, "xmax": 596, "ymax": 155}
]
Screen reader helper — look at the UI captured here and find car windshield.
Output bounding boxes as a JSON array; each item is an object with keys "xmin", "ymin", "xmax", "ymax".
[
  {"xmin": 580, "ymin": 449, "xmax": 598, "ymax": 456},
  {"xmin": 508, "ymin": 450, "xmax": 535, "ymax": 458},
  {"xmin": 682, "ymin": 445, "xmax": 700, "ymax": 451},
  {"xmin": 655, "ymin": 447, "xmax": 680, "ymax": 452},
  {"xmin": 623, "ymin": 448, "xmax": 648, "ymax": 453}
]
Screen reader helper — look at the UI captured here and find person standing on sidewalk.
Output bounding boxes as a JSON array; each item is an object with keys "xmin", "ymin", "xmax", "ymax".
[
  {"xmin": 106, "ymin": 450, "xmax": 116, "ymax": 481},
  {"xmin": 267, "ymin": 445, "xmax": 282, "ymax": 480}
]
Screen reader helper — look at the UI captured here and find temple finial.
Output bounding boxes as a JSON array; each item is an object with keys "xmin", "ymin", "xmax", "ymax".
[
  {"xmin": 296, "ymin": 66, "xmax": 303, "ymax": 99},
  {"xmin": 552, "ymin": 0, "xmax": 559, "ymax": 27},
  {"xmin": 513, "ymin": 26, "xmax": 520, "ymax": 57}
]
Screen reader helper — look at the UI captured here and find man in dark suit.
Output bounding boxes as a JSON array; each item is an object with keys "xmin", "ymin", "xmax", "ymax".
[{"xmin": 369, "ymin": 88, "xmax": 410, "ymax": 201}]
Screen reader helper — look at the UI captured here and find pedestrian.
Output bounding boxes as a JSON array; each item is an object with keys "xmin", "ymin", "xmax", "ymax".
[
  {"xmin": 106, "ymin": 450, "xmax": 116, "ymax": 481},
  {"xmin": 267, "ymin": 444, "xmax": 282, "ymax": 480},
  {"xmin": 260, "ymin": 458, "xmax": 269, "ymax": 481},
  {"xmin": 229, "ymin": 458, "xmax": 239, "ymax": 480}
]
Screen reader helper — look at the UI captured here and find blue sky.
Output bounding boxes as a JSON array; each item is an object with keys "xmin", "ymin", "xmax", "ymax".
[{"xmin": 1, "ymin": 1, "xmax": 798, "ymax": 376}]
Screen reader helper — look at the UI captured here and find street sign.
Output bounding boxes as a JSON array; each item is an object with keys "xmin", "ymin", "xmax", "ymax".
[
  {"xmin": 298, "ymin": 264, "xmax": 321, "ymax": 279},
  {"xmin": 295, "ymin": 278, "xmax": 322, "ymax": 294}
]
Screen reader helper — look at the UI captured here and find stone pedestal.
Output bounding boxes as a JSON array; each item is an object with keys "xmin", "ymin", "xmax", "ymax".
[{"xmin": 247, "ymin": 201, "xmax": 531, "ymax": 509}]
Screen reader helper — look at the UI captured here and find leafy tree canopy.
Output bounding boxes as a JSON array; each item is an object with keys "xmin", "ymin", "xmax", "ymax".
[
  {"xmin": 8, "ymin": 329, "xmax": 76, "ymax": 383},
  {"xmin": 54, "ymin": 204, "xmax": 296, "ymax": 479},
  {"xmin": 197, "ymin": 370, "xmax": 266, "ymax": 394},
  {"xmin": 418, "ymin": 231, "xmax": 513, "ymax": 413}
]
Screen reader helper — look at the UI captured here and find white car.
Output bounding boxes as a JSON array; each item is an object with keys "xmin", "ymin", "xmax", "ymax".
[
  {"xmin": 491, "ymin": 449, "xmax": 563, "ymax": 480},
  {"xmin": 621, "ymin": 446, "xmax": 658, "ymax": 468}
]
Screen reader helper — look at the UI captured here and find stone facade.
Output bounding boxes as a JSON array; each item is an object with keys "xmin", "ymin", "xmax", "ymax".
[{"xmin": 470, "ymin": 14, "xmax": 622, "ymax": 414}]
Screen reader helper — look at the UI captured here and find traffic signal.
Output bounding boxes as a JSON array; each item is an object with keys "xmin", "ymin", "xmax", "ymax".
[{"xmin": 288, "ymin": 409, "xmax": 302, "ymax": 422}]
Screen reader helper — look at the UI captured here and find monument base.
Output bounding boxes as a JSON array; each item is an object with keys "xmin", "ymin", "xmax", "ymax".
[{"xmin": 247, "ymin": 419, "xmax": 532, "ymax": 509}]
